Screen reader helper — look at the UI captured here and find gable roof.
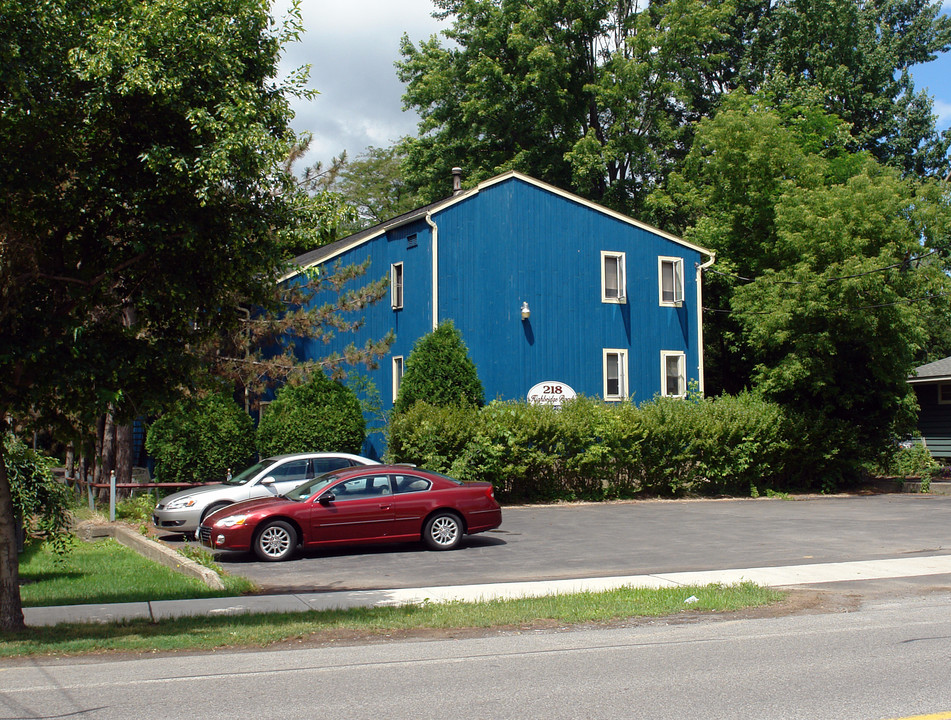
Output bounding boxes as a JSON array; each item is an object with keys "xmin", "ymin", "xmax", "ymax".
[
  {"xmin": 909, "ymin": 356, "xmax": 951, "ymax": 384},
  {"xmin": 285, "ymin": 171, "xmax": 714, "ymax": 278}
]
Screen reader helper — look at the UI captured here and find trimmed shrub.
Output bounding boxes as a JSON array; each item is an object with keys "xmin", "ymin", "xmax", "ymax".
[
  {"xmin": 386, "ymin": 401, "xmax": 478, "ymax": 469},
  {"xmin": 256, "ymin": 371, "xmax": 365, "ymax": 456},
  {"xmin": 146, "ymin": 391, "xmax": 256, "ymax": 483},
  {"xmin": 394, "ymin": 320, "xmax": 484, "ymax": 413},
  {"xmin": 386, "ymin": 392, "xmax": 826, "ymax": 502}
]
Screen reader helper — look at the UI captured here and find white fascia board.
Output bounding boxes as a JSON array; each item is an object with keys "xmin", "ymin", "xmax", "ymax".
[
  {"xmin": 908, "ymin": 375, "xmax": 951, "ymax": 384},
  {"xmin": 279, "ymin": 170, "xmax": 715, "ymax": 283},
  {"xmin": 278, "ymin": 229, "xmax": 389, "ymax": 283}
]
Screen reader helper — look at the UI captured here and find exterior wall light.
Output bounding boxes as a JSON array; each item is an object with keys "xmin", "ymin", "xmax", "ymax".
[{"xmin": 521, "ymin": 301, "xmax": 531, "ymax": 320}]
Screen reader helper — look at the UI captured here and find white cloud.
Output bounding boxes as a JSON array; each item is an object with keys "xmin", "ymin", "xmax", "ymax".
[
  {"xmin": 272, "ymin": 0, "xmax": 445, "ymax": 168},
  {"xmin": 932, "ymin": 99, "xmax": 951, "ymax": 131}
]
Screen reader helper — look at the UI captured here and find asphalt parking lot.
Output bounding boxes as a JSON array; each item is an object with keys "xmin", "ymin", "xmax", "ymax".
[{"xmin": 155, "ymin": 493, "xmax": 951, "ymax": 593}]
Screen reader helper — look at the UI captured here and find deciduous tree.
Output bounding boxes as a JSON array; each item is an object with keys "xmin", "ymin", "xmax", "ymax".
[
  {"xmin": 656, "ymin": 94, "xmax": 951, "ymax": 480},
  {"xmin": 0, "ymin": 0, "xmax": 307, "ymax": 632},
  {"xmin": 397, "ymin": 0, "xmax": 951, "ymax": 216}
]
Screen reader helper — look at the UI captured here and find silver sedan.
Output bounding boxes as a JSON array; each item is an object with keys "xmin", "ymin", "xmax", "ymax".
[{"xmin": 152, "ymin": 452, "xmax": 380, "ymax": 536}]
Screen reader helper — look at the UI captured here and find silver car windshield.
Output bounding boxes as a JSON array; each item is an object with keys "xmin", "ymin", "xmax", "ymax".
[
  {"xmin": 285, "ymin": 470, "xmax": 346, "ymax": 502},
  {"xmin": 222, "ymin": 461, "xmax": 267, "ymax": 486}
]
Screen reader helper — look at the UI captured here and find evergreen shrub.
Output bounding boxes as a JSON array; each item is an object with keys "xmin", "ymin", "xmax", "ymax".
[
  {"xmin": 146, "ymin": 391, "xmax": 256, "ymax": 483},
  {"xmin": 394, "ymin": 321, "xmax": 484, "ymax": 412},
  {"xmin": 256, "ymin": 371, "xmax": 365, "ymax": 456}
]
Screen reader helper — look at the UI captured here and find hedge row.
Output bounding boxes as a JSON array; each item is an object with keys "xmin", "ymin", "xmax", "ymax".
[{"xmin": 388, "ymin": 394, "xmax": 828, "ymax": 501}]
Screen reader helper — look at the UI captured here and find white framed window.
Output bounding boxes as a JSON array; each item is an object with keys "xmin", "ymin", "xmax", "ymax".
[
  {"xmin": 392, "ymin": 356, "xmax": 404, "ymax": 403},
  {"xmin": 601, "ymin": 251, "xmax": 626, "ymax": 303},
  {"xmin": 659, "ymin": 256, "xmax": 684, "ymax": 306},
  {"xmin": 603, "ymin": 348, "xmax": 628, "ymax": 400},
  {"xmin": 390, "ymin": 262, "xmax": 404, "ymax": 310},
  {"xmin": 661, "ymin": 351, "xmax": 686, "ymax": 397},
  {"xmin": 939, "ymin": 383, "xmax": 951, "ymax": 405}
]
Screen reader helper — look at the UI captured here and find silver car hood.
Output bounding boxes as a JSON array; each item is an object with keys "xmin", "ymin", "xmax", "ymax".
[{"xmin": 159, "ymin": 483, "xmax": 242, "ymax": 504}]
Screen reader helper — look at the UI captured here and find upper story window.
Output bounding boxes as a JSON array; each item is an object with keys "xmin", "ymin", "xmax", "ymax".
[
  {"xmin": 601, "ymin": 251, "xmax": 626, "ymax": 303},
  {"xmin": 603, "ymin": 348, "xmax": 628, "ymax": 401},
  {"xmin": 661, "ymin": 351, "xmax": 686, "ymax": 397},
  {"xmin": 659, "ymin": 257, "xmax": 684, "ymax": 306},
  {"xmin": 391, "ymin": 262, "xmax": 404, "ymax": 310},
  {"xmin": 939, "ymin": 383, "xmax": 951, "ymax": 404}
]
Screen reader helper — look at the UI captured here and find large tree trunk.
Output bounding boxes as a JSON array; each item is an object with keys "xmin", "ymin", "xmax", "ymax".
[
  {"xmin": 65, "ymin": 442, "xmax": 75, "ymax": 480},
  {"xmin": 97, "ymin": 413, "xmax": 116, "ymax": 503},
  {"xmin": 116, "ymin": 423, "xmax": 133, "ymax": 495},
  {"xmin": 0, "ymin": 417, "xmax": 26, "ymax": 632}
]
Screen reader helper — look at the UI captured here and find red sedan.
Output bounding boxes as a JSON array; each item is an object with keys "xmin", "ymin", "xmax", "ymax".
[{"xmin": 198, "ymin": 465, "xmax": 502, "ymax": 561}]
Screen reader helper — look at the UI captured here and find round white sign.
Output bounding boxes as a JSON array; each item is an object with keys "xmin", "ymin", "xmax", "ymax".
[{"xmin": 527, "ymin": 381, "xmax": 576, "ymax": 407}]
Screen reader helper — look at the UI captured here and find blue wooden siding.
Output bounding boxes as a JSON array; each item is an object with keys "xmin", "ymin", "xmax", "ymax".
[
  {"xmin": 294, "ymin": 174, "xmax": 706, "ymax": 456},
  {"xmin": 434, "ymin": 178, "xmax": 702, "ymax": 403},
  {"xmin": 296, "ymin": 217, "xmax": 435, "ymax": 398}
]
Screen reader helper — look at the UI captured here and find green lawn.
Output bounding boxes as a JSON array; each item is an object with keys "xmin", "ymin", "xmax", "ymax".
[
  {"xmin": 18, "ymin": 537, "xmax": 255, "ymax": 607},
  {"xmin": 3, "ymin": 535, "xmax": 786, "ymax": 659},
  {"xmin": 2, "ymin": 581, "xmax": 785, "ymax": 658}
]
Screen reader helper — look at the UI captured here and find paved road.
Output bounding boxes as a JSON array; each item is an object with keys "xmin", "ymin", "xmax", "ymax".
[
  {"xmin": 8, "ymin": 588, "xmax": 951, "ymax": 719},
  {"xmin": 156, "ymin": 493, "xmax": 951, "ymax": 592}
]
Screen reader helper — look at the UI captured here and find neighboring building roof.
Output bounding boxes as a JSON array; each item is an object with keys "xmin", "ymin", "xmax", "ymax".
[
  {"xmin": 909, "ymin": 356, "xmax": 951, "ymax": 384},
  {"xmin": 284, "ymin": 171, "xmax": 714, "ymax": 279}
]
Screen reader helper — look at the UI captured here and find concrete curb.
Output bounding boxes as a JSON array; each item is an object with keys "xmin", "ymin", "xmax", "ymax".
[{"xmin": 76, "ymin": 521, "xmax": 225, "ymax": 591}]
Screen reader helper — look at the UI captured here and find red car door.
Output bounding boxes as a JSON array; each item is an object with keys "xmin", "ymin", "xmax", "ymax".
[
  {"xmin": 388, "ymin": 473, "xmax": 437, "ymax": 540},
  {"xmin": 304, "ymin": 473, "xmax": 395, "ymax": 545}
]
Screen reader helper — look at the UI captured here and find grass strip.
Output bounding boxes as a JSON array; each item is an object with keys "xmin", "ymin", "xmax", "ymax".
[
  {"xmin": 18, "ymin": 538, "xmax": 255, "ymax": 607},
  {"xmin": 1, "ymin": 582, "xmax": 784, "ymax": 658}
]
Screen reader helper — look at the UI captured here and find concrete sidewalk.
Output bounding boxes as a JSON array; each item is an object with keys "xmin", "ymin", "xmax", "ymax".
[{"xmin": 22, "ymin": 554, "xmax": 951, "ymax": 626}]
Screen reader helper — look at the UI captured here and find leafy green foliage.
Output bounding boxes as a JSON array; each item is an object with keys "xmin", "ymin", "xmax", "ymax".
[
  {"xmin": 656, "ymin": 94, "xmax": 951, "ymax": 478},
  {"xmin": 0, "ymin": 0, "xmax": 318, "ymax": 630},
  {"xmin": 314, "ymin": 146, "xmax": 421, "ymax": 236},
  {"xmin": 397, "ymin": 0, "xmax": 951, "ymax": 215},
  {"xmin": 879, "ymin": 442, "xmax": 939, "ymax": 480},
  {"xmin": 388, "ymin": 394, "xmax": 818, "ymax": 502},
  {"xmin": 393, "ymin": 321, "xmax": 484, "ymax": 413},
  {"xmin": 115, "ymin": 493, "xmax": 158, "ymax": 523},
  {"xmin": 759, "ymin": 0, "xmax": 951, "ymax": 177},
  {"xmin": 146, "ymin": 392, "xmax": 256, "ymax": 484},
  {"xmin": 386, "ymin": 401, "xmax": 480, "ymax": 468},
  {"xmin": 256, "ymin": 372, "xmax": 365, "ymax": 456},
  {"xmin": 4, "ymin": 436, "xmax": 71, "ymax": 555}
]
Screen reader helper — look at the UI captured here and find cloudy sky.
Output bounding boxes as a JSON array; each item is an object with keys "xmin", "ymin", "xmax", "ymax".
[
  {"xmin": 272, "ymin": 0, "xmax": 951, "ymax": 171},
  {"xmin": 272, "ymin": 0, "xmax": 442, "ymax": 169}
]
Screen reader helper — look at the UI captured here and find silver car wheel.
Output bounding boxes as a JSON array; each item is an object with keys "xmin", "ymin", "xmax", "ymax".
[
  {"xmin": 424, "ymin": 513, "xmax": 462, "ymax": 550},
  {"xmin": 254, "ymin": 521, "xmax": 296, "ymax": 562}
]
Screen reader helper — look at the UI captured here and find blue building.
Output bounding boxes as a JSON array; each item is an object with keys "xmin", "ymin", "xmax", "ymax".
[{"xmin": 290, "ymin": 171, "xmax": 714, "ymax": 456}]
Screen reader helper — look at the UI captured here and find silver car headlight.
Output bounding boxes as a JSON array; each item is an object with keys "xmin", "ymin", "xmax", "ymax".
[
  {"xmin": 217, "ymin": 514, "xmax": 248, "ymax": 528},
  {"xmin": 165, "ymin": 496, "xmax": 197, "ymax": 510}
]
